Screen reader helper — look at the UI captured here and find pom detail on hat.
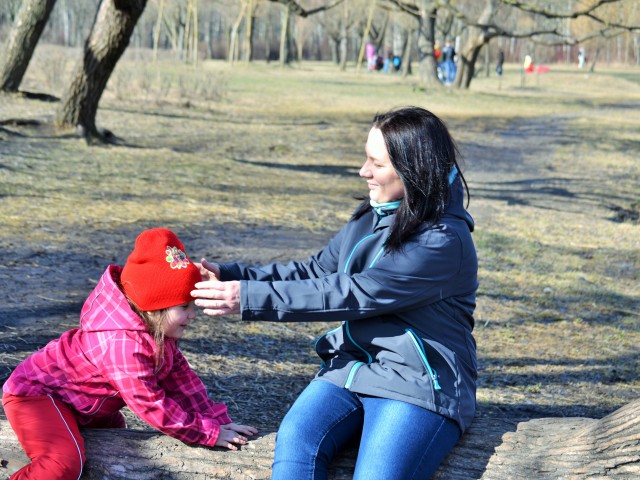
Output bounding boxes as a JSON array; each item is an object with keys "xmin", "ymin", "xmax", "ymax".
[{"xmin": 121, "ymin": 228, "xmax": 202, "ymax": 311}]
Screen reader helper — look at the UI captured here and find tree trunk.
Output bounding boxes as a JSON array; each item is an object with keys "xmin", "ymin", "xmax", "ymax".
[
  {"xmin": 0, "ymin": 0, "xmax": 58, "ymax": 92},
  {"xmin": 402, "ymin": 29, "xmax": 414, "ymax": 78},
  {"xmin": 356, "ymin": 2, "xmax": 375, "ymax": 72},
  {"xmin": 152, "ymin": 0, "xmax": 164, "ymax": 62},
  {"xmin": 416, "ymin": 3, "xmax": 442, "ymax": 88},
  {"xmin": 243, "ymin": 0, "xmax": 255, "ymax": 64},
  {"xmin": 2, "ymin": 400, "xmax": 639, "ymax": 479},
  {"xmin": 228, "ymin": 3, "xmax": 247, "ymax": 64},
  {"xmin": 457, "ymin": 41, "xmax": 485, "ymax": 89},
  {"xmin": 481, "ymin": 398, "xmax": 640, "ymax": 479},
  {"xmin": 279, "ymin": 5, "xmax": 290, "ymax": 68},
  {"xmin": 455, "ymin": 0, "xmax": 496, "ymax": 89},
  {"xmin": 54, "ymin": 0, "xmax": 148, "ymax": 142}
]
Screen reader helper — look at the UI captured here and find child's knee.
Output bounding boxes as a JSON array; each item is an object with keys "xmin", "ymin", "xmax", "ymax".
[
  {"xmin": 18, "ymin": 453, "xmax": 85, "ymax": 480},
  {"xmin": 49, "ymin": 453, "xmax": 85, "ymax": 479}
]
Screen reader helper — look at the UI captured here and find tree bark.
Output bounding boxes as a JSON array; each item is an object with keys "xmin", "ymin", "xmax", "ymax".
[
  {"xmin": 2, "ymin": 399, "xmax": 638, "ymax": 479},
  {"xmin": 0, "ymin": 0, "xmax": 58, "ymax": 92},
  {"xmin": 455, "ymin": 0, "xmax": 496, "ymax": 89},
  {"xmin": 243, "ymin": 0, "xmax": 255, "ymax": 64},
  {"xmin": 415, "ymin": 2, "xmax": 442, "ymax": 88},
  {"xmin": 279, "ymin": 5, "xmax": 291, "ymax": 68},
  {"xmin": 228, "ymin": 3, "xmax": 247, "ymax": 64},
  {"xmin": 54, "ymin": 0, "xmax": 148, "ymax": 141}
]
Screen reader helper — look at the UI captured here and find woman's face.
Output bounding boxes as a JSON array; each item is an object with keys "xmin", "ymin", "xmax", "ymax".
[
  {"xmin": 360, "ymin": 127, "xmax": 405, "ymax": 203},
  {"xmin": 161, "ymin": 301, "xmax": 196, "ymax": 339}
]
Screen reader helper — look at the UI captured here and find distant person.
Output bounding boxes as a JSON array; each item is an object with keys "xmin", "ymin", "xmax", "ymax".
[
  {"xmin": 392, "ymin": 55, "xmax": 402, "ymax": 72},
  {"xmin": 375, "ymin": 54, "xmax": 384, "ymax": 71},
  {"xmin": 434, "ymin": 41, "xmax": 443, "ymax": 80},
  {"xmin": 524, "ymin": 54, "xmax": 534, "ymax": 73},
  {"xmin": 383, "ymin": 52, "xmax": 392, "ymax": 73},
  {"xmin": 441, "ymin": 40, "xmax": 457, "ymax": 84},
  {"xmin": 434, "ymin": 41, "xmax": 442, "ymax": 62},
  {"xmin": 496, "ymin": 50, "xmax": 505, "ymax": 76},
  {"xmin": 192, "ymin": 106, "xmax": 479, "ymax": 480},
  {"xmin": 3, "ymin": 228, "xmax": 257, "ymax": 479},
  {"xmin": 578, "ymin": 48, "xmax": 586, "ymax": 69},
  {"xmin": 366, "ymin": 41, "xmax": 377, "ymax": 71}
]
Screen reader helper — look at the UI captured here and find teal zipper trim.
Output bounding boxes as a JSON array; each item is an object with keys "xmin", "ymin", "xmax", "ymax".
[
  {"xmin": 314, "ymin": 325, "xmax": 342, "ymax": 351},
  {"xmin": 343, "ymin": 234, "xmax": 376, "ymax": 273},
  {"xmin": 345, "ymin": 321, "xmax": 372, "ymax": 364},
  {"xmin": 344, "ymin": 361, "xmax": 365, "ymax": 389},
  {"xmin": 368, "ymin": 246, "xmax": 385, "ymax": 268},
  {"xmin": 405, "ymin": 329, "xmax": 441, "ymax": 390}
]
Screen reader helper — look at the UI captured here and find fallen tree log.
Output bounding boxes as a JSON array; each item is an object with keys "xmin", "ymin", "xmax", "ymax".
[{"xmin": 1, "ymin": 399, "xmax": 638, "ymax": 479}]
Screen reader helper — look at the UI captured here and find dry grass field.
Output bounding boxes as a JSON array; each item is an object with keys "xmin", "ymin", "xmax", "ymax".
[{"xmin": 0, "ymin": 45, "xmax": 638, "ymax": 431}]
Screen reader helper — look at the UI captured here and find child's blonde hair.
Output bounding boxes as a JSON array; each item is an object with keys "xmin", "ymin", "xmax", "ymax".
[{"xmin": 127, "ymin": 297, "xmax": 167, "ymax": 367}]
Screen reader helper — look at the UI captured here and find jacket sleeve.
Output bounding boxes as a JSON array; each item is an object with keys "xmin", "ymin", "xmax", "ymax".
[
  {"xmin": 101, "ymin": 332, "xmax": 228, "ymax": 447},
  {"xmin": 159, "ymin": 343, "xmax": 233, "ymax": 424},
  {"xmin": 218, "ymin": 226, "xmax": 346, "ymax": 282},
  {"xmin": 240, "ymin": 226, "xmax": 474, "ymax": 323}
]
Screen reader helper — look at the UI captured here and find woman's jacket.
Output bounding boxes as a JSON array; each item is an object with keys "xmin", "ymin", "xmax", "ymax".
[{"xmin": 219, "ymin": 179, "xmax": 478, "ymax": 432}]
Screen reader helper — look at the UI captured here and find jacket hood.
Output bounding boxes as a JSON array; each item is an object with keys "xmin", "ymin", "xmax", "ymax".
[
  {"xmin": 80, "ymin": 265, "xmax": 147, "ymax": 333},
  {"xmin": 445, "ymin": 177, "xmax": 475, "ymax": 232}
]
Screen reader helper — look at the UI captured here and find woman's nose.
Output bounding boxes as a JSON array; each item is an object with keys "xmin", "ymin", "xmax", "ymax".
[{"xmin": 359, "ymin": 162, "xmax": 371, "ymax": 177}]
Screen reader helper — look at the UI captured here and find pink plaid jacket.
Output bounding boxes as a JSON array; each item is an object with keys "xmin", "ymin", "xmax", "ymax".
[{"xmin": 3, "ymin": 265, "xmax": 232, "ymax": 447}]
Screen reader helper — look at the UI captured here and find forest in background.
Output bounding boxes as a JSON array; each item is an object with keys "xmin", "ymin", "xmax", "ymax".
[{"xmin": 1, "ymin": 0, "xmax": 639, "ymax": 69}]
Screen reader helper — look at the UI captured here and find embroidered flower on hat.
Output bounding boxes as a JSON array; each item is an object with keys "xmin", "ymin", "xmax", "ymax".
[{"xmin": 166, "ymin": 246, "xmax": 190, "ymax": 269}]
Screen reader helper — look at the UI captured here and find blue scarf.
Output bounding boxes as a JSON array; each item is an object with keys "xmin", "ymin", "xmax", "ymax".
[{"xmin": 370, "ymin": 199, "xmax": 402, "ymax": 217}]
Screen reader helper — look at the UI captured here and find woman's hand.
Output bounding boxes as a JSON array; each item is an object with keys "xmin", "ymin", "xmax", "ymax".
[
  {"xmin": 191, "ymin": 265, "xmax": 241, "ymax": 316},
  {"xmin": 215, "ymin": 423, "xmax": 258, "ymax": 451},
  {"xmin": 196, "ymin": 258, "xmax": 220, "ymax": 281}
]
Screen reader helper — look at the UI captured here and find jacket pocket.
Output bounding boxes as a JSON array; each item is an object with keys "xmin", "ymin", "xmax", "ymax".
[
  {"xmin": 344, "ymin": 361, "xmax": 365, "ymax": 389},
  {"xmin": 405, "ymin": 329, "xmax": 442, "ymax": 392},
  {"xmin": 315, "ymin": 325, "xmax": 343, "ymax": 367}
]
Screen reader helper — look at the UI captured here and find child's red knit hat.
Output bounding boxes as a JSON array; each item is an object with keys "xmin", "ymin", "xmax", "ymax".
[{"xmin": 121, "ymin": 228, "xmax": 202, "ymax": 311}]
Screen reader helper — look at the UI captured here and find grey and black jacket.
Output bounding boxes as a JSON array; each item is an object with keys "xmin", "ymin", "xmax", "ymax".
[{"xmin": 219, "ymin": 179, "xmax": 478, "ymax": 432}]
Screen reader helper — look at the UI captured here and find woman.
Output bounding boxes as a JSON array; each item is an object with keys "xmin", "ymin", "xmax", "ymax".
[{"xmin": 192, "ymin": 106, "xmax": 478, "ymax": 480}]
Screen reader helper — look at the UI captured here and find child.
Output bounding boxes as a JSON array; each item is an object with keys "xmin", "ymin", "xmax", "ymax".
[{"xmin": 2, "ymin": 228, "xmax": 257, "ymax": 480}]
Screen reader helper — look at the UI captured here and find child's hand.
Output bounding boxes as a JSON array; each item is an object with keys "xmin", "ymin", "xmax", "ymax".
[
  {"xmin": 224, "ymin": 422, "xmax": 258, "ymax": 437},
  {"xmin": 215, "ymin": 423, "xmax": 258, "ymax": 450}
]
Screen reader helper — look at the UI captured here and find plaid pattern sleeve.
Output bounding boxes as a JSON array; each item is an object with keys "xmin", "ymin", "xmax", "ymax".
[
  {"xmin": 159, "ymin": 343, "xmax": 233, "ymax": 425},
  {"xmin": 102, "ymin": 331, "xmax": 227, "ymax": 447}
]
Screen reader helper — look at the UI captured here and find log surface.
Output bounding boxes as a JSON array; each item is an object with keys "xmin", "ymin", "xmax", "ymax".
[{"xmin": 1, "ymin": 399, "xmax": 638, "ymax": 479}]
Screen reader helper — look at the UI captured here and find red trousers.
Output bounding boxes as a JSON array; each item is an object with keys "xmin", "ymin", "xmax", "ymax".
[
  {"xmin": 3, "ymin": 393, "xmax": 127, "ymax": 479},
  {"xmin": 3, "ymin": 393, "xmax": 86, "ymax": 479}
]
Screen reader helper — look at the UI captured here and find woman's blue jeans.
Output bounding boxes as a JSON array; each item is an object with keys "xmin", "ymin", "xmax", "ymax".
[{"xmin": 272, "ymin": 380, "xmax": 461, "ymax": 480}]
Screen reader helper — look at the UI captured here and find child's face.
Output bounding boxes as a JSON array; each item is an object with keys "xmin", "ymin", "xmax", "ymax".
[{"xmin": 162, "ymin": 302, "xmax": 196, "ymax": 339}]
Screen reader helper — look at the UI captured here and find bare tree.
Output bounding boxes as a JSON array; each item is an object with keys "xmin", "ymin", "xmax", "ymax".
[
  {"xmin": 0, "ymin": 0, "xmax": 58, "ymax": 92},
  {"xmin": 272, "ymin": 0, "xmax": 345, "ymax": 67},
  {"xmin": 387, "ymin": 1, "xmax": 443, "ymax": 87},
  {"xmin": 450, "ymin": 0, "xmax": 640, "ymax": 89},
  {"xmin": 55, "ymin": 0, "xmax": 148, "ymax": 142}
]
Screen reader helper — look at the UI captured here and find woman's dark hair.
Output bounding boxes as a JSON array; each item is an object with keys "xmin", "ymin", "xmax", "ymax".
[{"xmin": 353, "ymin": 106, "xmax": 469, "ymax": 252}]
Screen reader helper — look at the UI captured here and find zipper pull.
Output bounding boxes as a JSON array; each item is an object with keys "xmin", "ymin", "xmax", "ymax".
[{"xmin": 432, "ymin": 372, "xmax": 441, "ymax": 391}]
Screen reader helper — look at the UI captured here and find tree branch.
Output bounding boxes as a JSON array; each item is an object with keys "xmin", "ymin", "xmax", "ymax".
[
  {"xmin": 497, "ymin": 0, "xmax": 640, "ymax": 31},
  {"xmin": 268, "ymin": 0, "xmax": 346, "ymax": 18},
  {"xmin": 497, "ymin": 0, "xmax": 620, "ymax": 20}
]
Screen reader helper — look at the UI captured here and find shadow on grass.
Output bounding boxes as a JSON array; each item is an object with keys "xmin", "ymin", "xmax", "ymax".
[{"xmin": 232, "ymin": 157, "xmax": 359, "ymax": 177}]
